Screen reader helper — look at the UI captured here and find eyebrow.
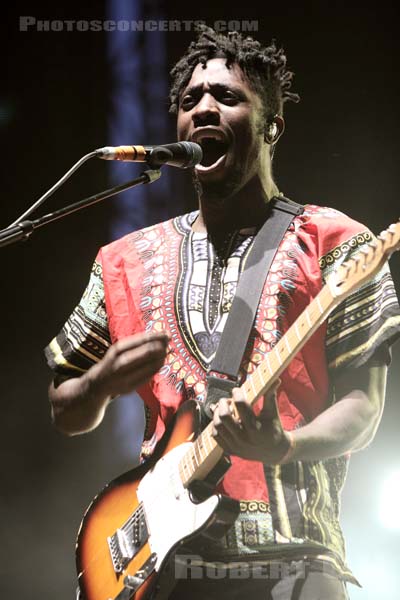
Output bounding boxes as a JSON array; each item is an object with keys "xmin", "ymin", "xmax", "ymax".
[{"xmin": 181, "ymin": 82, "xmax": 247, "ymax": 99}]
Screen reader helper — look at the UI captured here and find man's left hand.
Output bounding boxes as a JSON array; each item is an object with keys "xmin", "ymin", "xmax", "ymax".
[{"xmin": 211, "ymin": 382, "xmax": 291, "ymax": 464}]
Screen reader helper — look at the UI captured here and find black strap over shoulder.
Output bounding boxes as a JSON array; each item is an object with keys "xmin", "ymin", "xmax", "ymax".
[{"xmin": 203, "ymin": 196, "xmax": 304, "ymax": 418}]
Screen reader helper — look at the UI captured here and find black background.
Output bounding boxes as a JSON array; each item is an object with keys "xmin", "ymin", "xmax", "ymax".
[{"xmin": 1, "ymin": 2, "xmax": 399, "ymax": 598}]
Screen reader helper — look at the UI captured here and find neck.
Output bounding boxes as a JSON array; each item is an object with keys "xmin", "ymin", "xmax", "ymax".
[{"xmin": 193, "ymin": 175, "xmax": 280, "ymax": 235}]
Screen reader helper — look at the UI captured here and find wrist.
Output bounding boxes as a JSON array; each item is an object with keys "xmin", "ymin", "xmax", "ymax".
[
  {"xmin": 84, "ymin": 365, "xmax": 110, "ymax": 407},
  {"xmin": 278, "ymin": 430, "xmax": 296, "ymax": 464}
]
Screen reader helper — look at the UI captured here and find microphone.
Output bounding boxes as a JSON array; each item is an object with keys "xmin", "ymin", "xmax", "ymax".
[{"xmin": 95, "ymin": 141, "xmax": 203, "ymax": 169}]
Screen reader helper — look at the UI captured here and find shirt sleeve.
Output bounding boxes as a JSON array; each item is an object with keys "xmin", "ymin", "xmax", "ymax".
[
  {"xmin": 320, "ymin": 228, "xmax": 400, "ymax": 371},
  {"xmin": 44, "ymin": 256, "xmax": 112, "ymax": 377}
]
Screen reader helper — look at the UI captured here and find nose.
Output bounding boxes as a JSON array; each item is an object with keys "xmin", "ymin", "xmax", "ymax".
[{"xmin": 192, "ymin": 93, "xmax": 220, "ymax": 127}]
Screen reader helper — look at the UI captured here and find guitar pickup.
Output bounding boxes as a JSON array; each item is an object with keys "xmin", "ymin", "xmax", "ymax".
[{"xmin": 107, "ymin": 509, "xmax": 148, "ymax": 573}]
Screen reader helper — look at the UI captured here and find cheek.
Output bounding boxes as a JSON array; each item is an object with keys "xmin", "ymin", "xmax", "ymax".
[
  {"xmin": 234, "ymin": 127, "xmax": 262, "ymax": 164},
  {"xmin": 177, "ymin": 113, "xmax": 189, "ymax": 140},
  {"xmin": 233, "ymin": 114, "xmax": 261, "ymax": 148}
]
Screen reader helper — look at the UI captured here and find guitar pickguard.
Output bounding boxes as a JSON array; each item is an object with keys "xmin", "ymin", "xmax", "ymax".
[{"xmin": 137, "ymin": 442, "xmax": 220, "ymax": 571}]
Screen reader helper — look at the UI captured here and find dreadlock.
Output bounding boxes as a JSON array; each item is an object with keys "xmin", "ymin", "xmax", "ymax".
[{"xmin": 169, "ymin": 25, "xmax": 299, "ymax": 123}]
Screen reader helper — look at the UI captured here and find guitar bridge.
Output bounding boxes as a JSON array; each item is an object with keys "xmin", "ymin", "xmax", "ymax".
[
  {"xmin": 107, "ymin": 503, "xmax": 148, "ymax": 573},
  {"xmin": 112, "ymin": 554, "xmax": 157, "ymax": 600}
]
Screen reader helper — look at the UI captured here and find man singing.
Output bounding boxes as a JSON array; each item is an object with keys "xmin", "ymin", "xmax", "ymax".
[{"xmin": 45, "ymin": 26, "xmax": 400, "ymax": 599}]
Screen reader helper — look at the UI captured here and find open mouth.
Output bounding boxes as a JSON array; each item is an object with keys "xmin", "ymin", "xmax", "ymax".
[
  {"xmin": 195, "ymin": 138, "xmax": 229, "ymax": 173},
  {"xmin": 198, "ymin": 138, "xmax": 228, "ymax": 167}
]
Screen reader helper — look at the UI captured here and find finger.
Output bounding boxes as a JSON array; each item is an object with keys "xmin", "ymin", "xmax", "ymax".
[
  {"xmin": 113, "ymin": 331, "xmax": 170, "ymax": 354},
  {"xmin": 115, "ymin": 358, "xmax": 166, "ymax": 393},
  {"xmin": 269, "ymin": 378, "xmax": 281, "ymax": 395},
  {"xmin": 214, "ymin": 397, "xmax": 235, "ymax": 420},
  {"xmin": 99, "ymin": 341, "xmax": 168, "ymax": 397},
  {"xmin": 234, "ymin": 397, "xmax": 258, "ymax": 432},
  {"xmin": 259, "ymin": 382, "xmax": 280, "ymax": 420},
  {"xmin": 231, "ymin": 387, "xmax": 246, "ymax": 418},
  {"xmin": 212, "ymin": 420, "xmax": 238, "ymax": 453},
  {"xmin": 213, "ymin": 398, "xmax": 243, "ymax": 437},
  {"xmin": 213, "ymin": 398, "xmax": 234, "ymax": 427},
  {"xmin": 113, "ymin": 339, "xmax": 168, "ymax": 372}
]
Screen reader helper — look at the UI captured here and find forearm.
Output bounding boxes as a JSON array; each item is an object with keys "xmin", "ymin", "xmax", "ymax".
[
  {"xmin": 284, "ymin": 390, "xmax": 379, "ymax": 463},
  {"xmin": 48, "ymin": 331, "xmax": 169, "ymax": 435},
  {"xmin": 284, "ymin": 363, "xmax": 387, "ymax": 463},
  {"xmin": 49, "ymin": 366, "xmax": 111, "ymax": 436},
  {"xmin": 203, "ymin": 362, "xmax": 387, "ymax": 465}
]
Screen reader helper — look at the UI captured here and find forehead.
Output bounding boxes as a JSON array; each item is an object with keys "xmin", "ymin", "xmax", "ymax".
[{"xmin": 182, "ymin": 57, "xmax": 255, "ymax": 95}]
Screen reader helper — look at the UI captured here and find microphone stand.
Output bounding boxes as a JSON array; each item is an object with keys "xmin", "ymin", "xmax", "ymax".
[{"xmin": 0, "ymin": 169, "xmax": 161, "ymax": 249}]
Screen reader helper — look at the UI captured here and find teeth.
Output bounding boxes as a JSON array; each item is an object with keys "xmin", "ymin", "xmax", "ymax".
[
  {"xmin": 191, "ymin": 130, "xmax": 228, "ymax": 171},
  {"xmin": 193, "ymin": 129, "xmax": 225, "ymax": 143}
]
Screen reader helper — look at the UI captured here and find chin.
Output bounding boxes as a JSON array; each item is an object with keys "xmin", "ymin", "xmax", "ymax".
[{"xmin": 192, "ymin": 168, "xmax": 242, "ymax": 202}]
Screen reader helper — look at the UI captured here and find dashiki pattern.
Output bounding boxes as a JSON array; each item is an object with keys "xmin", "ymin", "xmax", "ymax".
[{"xmin": 45, "ymin": 204, "xmax": 400, "ymax": 585}]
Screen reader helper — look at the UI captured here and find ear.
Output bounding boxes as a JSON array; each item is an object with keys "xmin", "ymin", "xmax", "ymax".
[{"xmin": 264, "ymin": 115, "xmax": 285, "ymax": 145}]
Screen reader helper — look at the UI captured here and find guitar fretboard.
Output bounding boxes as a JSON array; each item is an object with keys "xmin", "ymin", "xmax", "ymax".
[
  {"xmin": 178, "ymin": 221, "xmax": 400, "ymax": 487},
  {"xmin": 178, "ymin": 284, "xmax": 336, "ymax": 487}
]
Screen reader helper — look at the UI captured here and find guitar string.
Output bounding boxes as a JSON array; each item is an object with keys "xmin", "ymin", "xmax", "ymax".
[
  {"xmin": 177, "ymin": 286, "xmax": 333, "ymax": 483},
  {"xmin": 85, "ymin": 236, "xmax": 398, "ymax": 572},
  {"xmin": 118, "ymin": 247, "xmax": 395, "ymax": 547},
  {"xmin": 112, "ymin": 266, "xmax": 385, "ymax": 555}
]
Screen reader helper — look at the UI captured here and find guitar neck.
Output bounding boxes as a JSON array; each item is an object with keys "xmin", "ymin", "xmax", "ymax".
[
  {"xmin": 177, "ymin": 221, "xmax": 400, "ymax": 487},
  {"xmin": 179, "ymin": 282, "xmax": 339, "ymax": 487},
  {"xmin": 241, "ymin": 283, "xmax": 336, "ymax": 404}
]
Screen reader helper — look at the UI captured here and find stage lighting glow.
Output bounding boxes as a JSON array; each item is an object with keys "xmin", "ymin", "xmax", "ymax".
[{"xmin": 379, "ymin": 470, "xmax": 400, "ymax": 530}]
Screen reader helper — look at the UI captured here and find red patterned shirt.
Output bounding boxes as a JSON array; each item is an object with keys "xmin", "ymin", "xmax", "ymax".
[{"xmin": 45, "ymin": 205, "xmax": 400, "ymax": 582}]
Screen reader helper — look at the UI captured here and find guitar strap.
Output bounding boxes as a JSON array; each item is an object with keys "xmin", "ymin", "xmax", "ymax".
[{"xmin": 203, "ymin": 196, "xmax": 304, "ymax": 419}]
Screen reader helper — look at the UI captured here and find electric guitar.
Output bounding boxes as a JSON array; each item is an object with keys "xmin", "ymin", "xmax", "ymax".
[{"xmin": 76, "ymin": 222, "xmax": 400, "ymax": 600}]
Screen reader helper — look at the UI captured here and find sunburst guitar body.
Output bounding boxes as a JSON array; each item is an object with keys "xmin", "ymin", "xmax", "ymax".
[
  {"xmin": 76, "ymin": 221, "xmax": 400, "ymax": 600},
  {"xmin": 76, "ymin": 400, "xmax": 238, "ymax": 600}
]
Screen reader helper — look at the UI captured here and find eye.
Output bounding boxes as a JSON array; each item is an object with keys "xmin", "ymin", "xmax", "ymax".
[
  {"xmin": 220, "ymin": 90, "xmax": 239, "ymax": 105},
  {"xmin": 180, "ymin": 95, "xmax": 196, "ymax": 110}
]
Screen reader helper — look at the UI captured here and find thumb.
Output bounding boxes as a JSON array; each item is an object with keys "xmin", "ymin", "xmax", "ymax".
[{"xmin": 259, "ymin": 378, "xmax": 281, "ymax": 420}]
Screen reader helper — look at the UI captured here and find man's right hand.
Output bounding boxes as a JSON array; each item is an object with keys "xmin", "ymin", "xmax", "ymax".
[
  {"xmin": 48, "ymin": 331, "xmax": 169, "ymax": 435},
  {"xmin": 88, "ymin": 331, "xmax": 170, "ymax": 398}
]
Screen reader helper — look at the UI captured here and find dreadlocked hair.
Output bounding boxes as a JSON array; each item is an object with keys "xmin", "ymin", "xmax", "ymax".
[{"xmin": 169, "ymin": 25, "xmax": 299, "ymax": 122}]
